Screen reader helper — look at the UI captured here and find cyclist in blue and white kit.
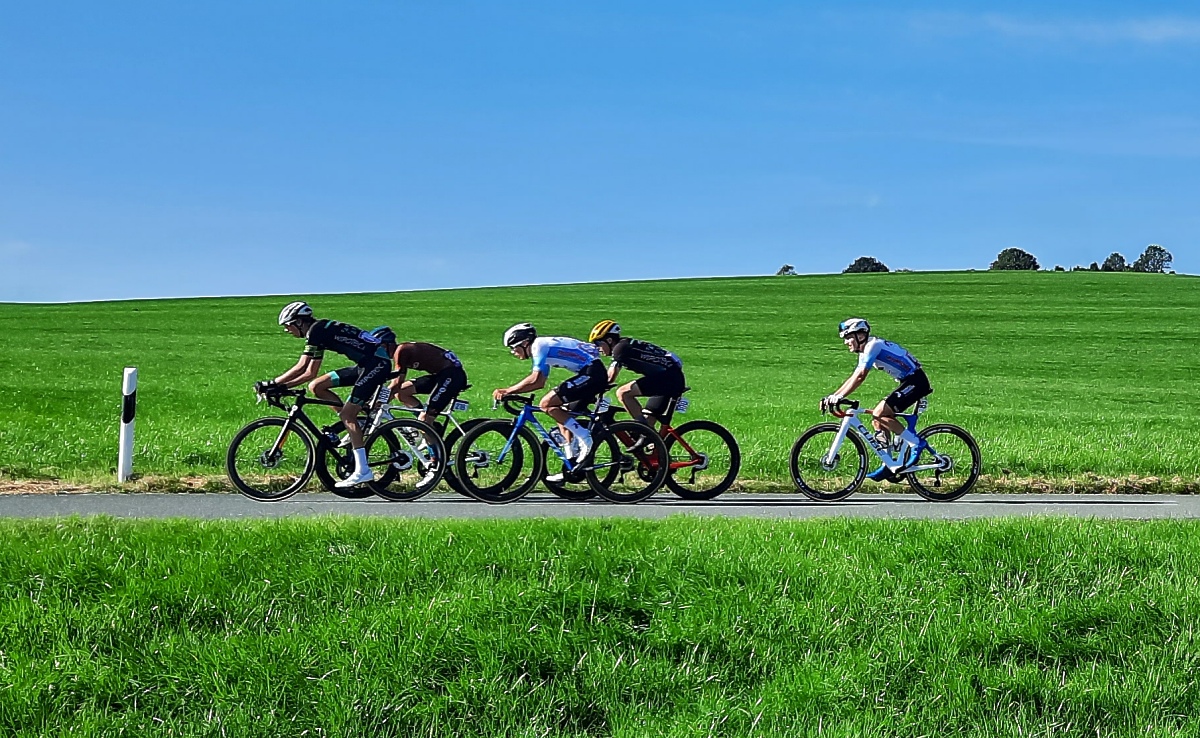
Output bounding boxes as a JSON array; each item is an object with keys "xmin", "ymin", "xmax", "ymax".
[
  {"xmin": 821, "ymin": 318, "xmax": 933, "ymax": 482},
  {"xmin": 495, "ymin": 323, "xmax": 606, "ymax": 462}
]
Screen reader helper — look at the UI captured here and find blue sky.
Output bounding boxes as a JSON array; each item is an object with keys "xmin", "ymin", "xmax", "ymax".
[{"xmin": 2, "ymin": 1, "xmax": 1196, "ymax": 301}]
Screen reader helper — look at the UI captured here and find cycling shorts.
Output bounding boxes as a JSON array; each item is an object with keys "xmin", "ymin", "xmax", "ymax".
[
  {"xmin": 410, "ymin": 364, "xmax": 469, "ymax": 416},
  {"xmin": 348, "ymin": 357, "xmax": 390, "ymax": 407},
  {"xmin": 885, "ymin": 369, "xmax": 932, "ymax": 413},
  {"xmin": 554, "ymin": 360, "xmax": 608, "ymax": 406},
  {"xmin": 633, "ymin": 367, "xmax": 687, "ymax": 414},
  {"xmin": 327, "ymin": 366, "xmax": 360, "ymax": 388}
]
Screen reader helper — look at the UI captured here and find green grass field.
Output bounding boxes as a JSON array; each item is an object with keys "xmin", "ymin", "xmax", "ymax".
[
  {"xmin": 2, "ymin": 271, "xmax": 1196, "ymax": 488},
  {"xmin": 4, "ymin": 516, "xmax": 1200, "ymax": 736}
]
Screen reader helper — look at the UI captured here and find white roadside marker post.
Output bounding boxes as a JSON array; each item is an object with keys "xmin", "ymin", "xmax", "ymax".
[{"xmin": 118, "ymin": 367, "xmax": 137, "ymax": 483}]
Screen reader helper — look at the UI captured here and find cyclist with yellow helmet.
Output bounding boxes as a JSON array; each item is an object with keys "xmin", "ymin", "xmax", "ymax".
[{"xmin": 588, "ymin": 320, "xmax": 686, "ymax": 428}]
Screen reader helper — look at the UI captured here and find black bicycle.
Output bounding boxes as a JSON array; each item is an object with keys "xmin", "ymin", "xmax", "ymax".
[{"xmin": 227, "ymin": 386, "xmax": 439, "ymax": 502}]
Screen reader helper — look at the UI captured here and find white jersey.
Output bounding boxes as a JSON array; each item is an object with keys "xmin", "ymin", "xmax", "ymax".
[
  {"xmin": 856, "ymin": 337, "xmax": 921, "ymax": 381},
  {"xmin": 529, "ymin": 336, "xmax": 600, "ymax": 376}
]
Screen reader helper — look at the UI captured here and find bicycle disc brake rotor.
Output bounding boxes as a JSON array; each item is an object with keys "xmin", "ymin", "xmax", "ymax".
[{"xmin": 258, "ymin": 451, "xmax": 284, "ymax": 469}]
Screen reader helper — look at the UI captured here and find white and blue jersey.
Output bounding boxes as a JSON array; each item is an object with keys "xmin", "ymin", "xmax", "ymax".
[
  {"xmin": 857, "ymin": 337, "xmax": 921, "ymax": 382},
  {"xmin": 529, "ymin": 336, "xmax": 600, "ymax": 376}
]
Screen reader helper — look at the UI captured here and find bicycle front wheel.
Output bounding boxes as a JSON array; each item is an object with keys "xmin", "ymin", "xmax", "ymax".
[
  {"xmin": 905, "ymin": 424, "xmax": 981, "ymax": 502},
  {"xmin": 454, "ymin": 420, "xmax": 544, "ymax": 504},
  {"xmin": 663, "ymin": 419, "xmax": 741, "ymax": 500},
  {"xmin": 443, "ymin": 417, "xmax": 487, "ymax": 497},
  {"xmin": 365, "ymin": 419, "xmax": 447, "ymax": 501},
  {"xmin": 789, "ymin": 423, "xmax": 867, "ymax": 502},
  {"xmin": 586, "ymin": 421, "xmax": 668, "ymax": 504},
  {"xmin": 226, "ymin": 417, "xmax": 315, "ymax": 501}
]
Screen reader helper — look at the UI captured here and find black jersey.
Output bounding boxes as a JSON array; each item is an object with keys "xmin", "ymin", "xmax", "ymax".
[
  {"xmin": 610, "ymin": 338, "xmax": 682, "ymax": 376},
  {"xmin": 301, "ymin": 319, "xmax": 388, "ymax": 364}
]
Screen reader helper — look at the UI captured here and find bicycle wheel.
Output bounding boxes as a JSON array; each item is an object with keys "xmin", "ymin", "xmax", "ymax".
[
  {"xmin": 454, "ymin": 420, "xmax": 544, "ymax": 504},
  {"xmin": 586, "ymin": 420, "xmax": 668, "ymax": 503},
  {"xmin": 789, "ymin": 423, "xmax": 867, "ymax": 502},
  {"xmin": 226, "ymin": 417, "xmax": 315, "ymax": 501},
  {"xmin": 663, "ymin": 419, "xmax": 741, "ymax": 500},
  {"xmin": 905, "ymin": 424, "xmax": 981, "ymax": 502},
  {"xmin": 542, "ymin": 439, "xmax": 601, "ymax": 501},
  {"xmin": 315, "ymin": 443, "xmax": 376, "ymax": 499},
  {"xmin": 443, "ymin": 417, "xmax": 487, "ymax": 497},
  {"xmin": 365, "ymin": 419, "xmax": 447, "ymax": 501}
]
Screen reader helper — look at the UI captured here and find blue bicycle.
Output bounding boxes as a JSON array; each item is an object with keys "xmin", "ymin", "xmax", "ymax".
[
  {"xmin": 790, "ymin": 398, "xmax": 981, "ymax": 502},
  {"xmin": 453, "ymin": 394, "xmax": 668, "ymax": 504}
]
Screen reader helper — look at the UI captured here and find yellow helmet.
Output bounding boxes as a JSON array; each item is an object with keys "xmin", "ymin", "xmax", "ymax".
[{"xmin": 588, "ymin": 319, "xmax": 620, "ymax": 343}]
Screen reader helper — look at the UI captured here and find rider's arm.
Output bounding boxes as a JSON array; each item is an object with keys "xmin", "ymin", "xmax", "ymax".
[
  {"xmin": 388, "ymin": 345, "xmax": 407, "ymax": 391},
  {"xmin": 607, "ymin": 362, "xmax": 622, "ymax": 384},
  {"xmin": 834, "ymin": 367, "xmax": 869, "ymax": 398},
  {"xmin": 495, "ymin": 370, "xmax": 547, "ymax": 399},
  {"xmin": 275, "ymin": 355, "xmax": 323, "ymax": 388}
]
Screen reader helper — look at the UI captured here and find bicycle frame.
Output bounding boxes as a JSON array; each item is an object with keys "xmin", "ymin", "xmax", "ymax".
[
  {"xmin": 826, "ymin": 406, "xmax": 943, "ymax": 474},
  {"xmin": 497, "ymin": 403, "xmax": 584, "ymax": 472},
  {"xmin": 261, "ymin": 391, "xmax": 345, "ymax": 457}
]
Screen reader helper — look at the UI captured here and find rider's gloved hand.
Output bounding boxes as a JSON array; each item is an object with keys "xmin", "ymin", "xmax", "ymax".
[
  {"xmin": 254, "ymin": 380, "xmax": 281, "ymax": 395},
  {"xmin": 820, "ymin": 394, "xmax": 843, "ymax": 413}
]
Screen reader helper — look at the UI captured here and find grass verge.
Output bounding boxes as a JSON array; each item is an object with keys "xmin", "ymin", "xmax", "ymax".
[{"xmin": 3, "ymin": 516, "xmax": 1199, "ymax": 736}]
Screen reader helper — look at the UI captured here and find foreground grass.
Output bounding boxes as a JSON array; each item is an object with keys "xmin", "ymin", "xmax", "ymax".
[
  {"xmin": 2, "ymin": 271, "xmax": 1198, "ymax": 485},
  {"xmin": 3, "ymin": 516, "xmax": 1200, "ymax": 736}
]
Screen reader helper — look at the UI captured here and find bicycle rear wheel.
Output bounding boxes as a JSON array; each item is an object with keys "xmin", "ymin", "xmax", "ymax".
[
  {"xmin": 365, "ymin": 419, "xmax": 447, "ymax": 501},
  {"xmin": 454, "ymin": 420, "xmax": 543, "ymax": 504},
  {"xmin": 905, "ymin": 424, "xmax": 981, "ymax": 502},
  {"xmin": 663, "ymin": 419, "xmax": 741, "ymax": 500},
  {"xmin": 586, "ymin": 421, "xmax": 668, "ymax": 503},
  {"xmin": 226, "ymin": 417, "xmax": 315, "ymax": 501},
  {"xmin": 789, "ymin": 423, "xmax": 866, "ymax": 502},
  {"xmin": 315, "ymin": 444, "xmax": 376, "ymax": 499}
]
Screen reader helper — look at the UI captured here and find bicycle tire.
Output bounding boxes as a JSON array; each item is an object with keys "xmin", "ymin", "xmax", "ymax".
[
  {"xmin": 454, "ymin": 420, "xmax": 544, "ymax": 504},
  {"xmin": 663, "ymin": 419, "xmax": 741, "ymax": 500},
  {"xmin": 444, "ymin": 417, "xmax": 487, "ymax": 497},
  {"xmin": 586, "ymin": 420, "xmax": 668, "ymax": 503},
  {"xmin": 905, "ymin": 423, "xmax": 981, "ymax": 502},
  {"xmin": 789, "ymin": 423, "xmax": 867, "ymax": 501},
  {"xmin": 364, "ymin": 419, "xmax": 447, "ymax": 501},
  {"xmin": 226, "ymin": 417, "xmax": 315, "ymax": 502},
  {"xmin": 315, "ymin": 443, "xmax": 376, "ymax": 499},
  {"xmin": 541, "ymin": 425, "xmax": 601, "ymax": 501}
]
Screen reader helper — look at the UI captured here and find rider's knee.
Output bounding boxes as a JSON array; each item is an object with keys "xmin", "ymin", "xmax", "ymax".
[
  {"xmin": 615, "ymin": 383, "xmax": 636, "ymax": 401},
  {"xmin": 538, "ymin": 395, "xmax": 560, "ymax": 413}
]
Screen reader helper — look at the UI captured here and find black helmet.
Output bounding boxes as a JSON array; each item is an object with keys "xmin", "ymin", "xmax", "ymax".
[{"xmin": 371, "ymin": 326, "xmax": 397, "ymax": 344}]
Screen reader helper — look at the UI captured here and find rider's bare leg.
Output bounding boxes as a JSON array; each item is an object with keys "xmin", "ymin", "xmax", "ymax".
[
  {"xmin": 308, "ymin": 374, "xmax": 344, "ymax": 407},
  {"xmin": 616, "ymin": 382, "xmax": 648, "ymax": 424}
]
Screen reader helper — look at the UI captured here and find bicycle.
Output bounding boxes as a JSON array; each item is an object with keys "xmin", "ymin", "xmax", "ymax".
[
  {"xmin": 364, "ymin": 391, "xmax": 485, "ymax": 497},
  {"xmin": 226, "ymin": 386, "xmax": 436, "ymax": 501},
  {"xmin": 789, "ymin": 397, "xmax": 981, "ymax": 502},
  {"xmin": 453, "ymin": 394, "xmax": 668, "ymax": 504}
]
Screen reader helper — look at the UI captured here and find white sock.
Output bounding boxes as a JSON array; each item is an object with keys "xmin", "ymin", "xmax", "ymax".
[
  {"xmin": 565, "ymin": 419, "xmax": 589, "ymax": 438},
  {"xmin": 353, "ymin": 447, "xmax": 368, "ymax": 473}
]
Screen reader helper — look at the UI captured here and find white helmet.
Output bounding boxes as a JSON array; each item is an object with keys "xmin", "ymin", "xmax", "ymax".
[
  {"xmin": 503, "ymin": 322, "xmax": 537, "ymax": 348},
  {"xmin": 278, "ymin": 301, "xmax": 313, "ymax": 326},
  {"xmin": 838, "ymin": 318, "xmax": 870, "ymax": 338}
]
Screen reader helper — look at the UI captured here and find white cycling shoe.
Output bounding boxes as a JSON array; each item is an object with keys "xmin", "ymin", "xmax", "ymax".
[
  {"xmin": 572, "ymin": 430, "xmax": 593, "ymax": 463},
  {"xmin": 335, "ymin": 468, "xmax": 375, "ymax": 488}
]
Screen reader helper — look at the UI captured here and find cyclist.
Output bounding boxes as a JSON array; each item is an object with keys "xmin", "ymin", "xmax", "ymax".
[
  {"xmin": 821, "ymin": 318, "xmax": 932, "ymax": 483},
  {"xmin": 257, "ymin": 301, "xmax": 390, "ymax": 488},
  {"xmin": 377, "ymin": 328, "xmax": 470, "ymax": 427},
  {"xmin": 495, "ymin": 323, "xmax": 604, "ymax": 462},
  {"xmin": 588, "ymin": 320, "xmax": 685, "ymax": 430}
]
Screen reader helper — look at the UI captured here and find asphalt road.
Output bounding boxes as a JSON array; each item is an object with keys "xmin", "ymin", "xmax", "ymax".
[{"xmin": 0, "ymin": 491, "xmax": 1196, "ymax": 520}]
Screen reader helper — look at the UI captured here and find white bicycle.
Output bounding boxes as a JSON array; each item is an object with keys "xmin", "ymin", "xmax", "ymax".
[{"xmin": 789, "ymin": 398, "xmax": 981, "ymax": 502}]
